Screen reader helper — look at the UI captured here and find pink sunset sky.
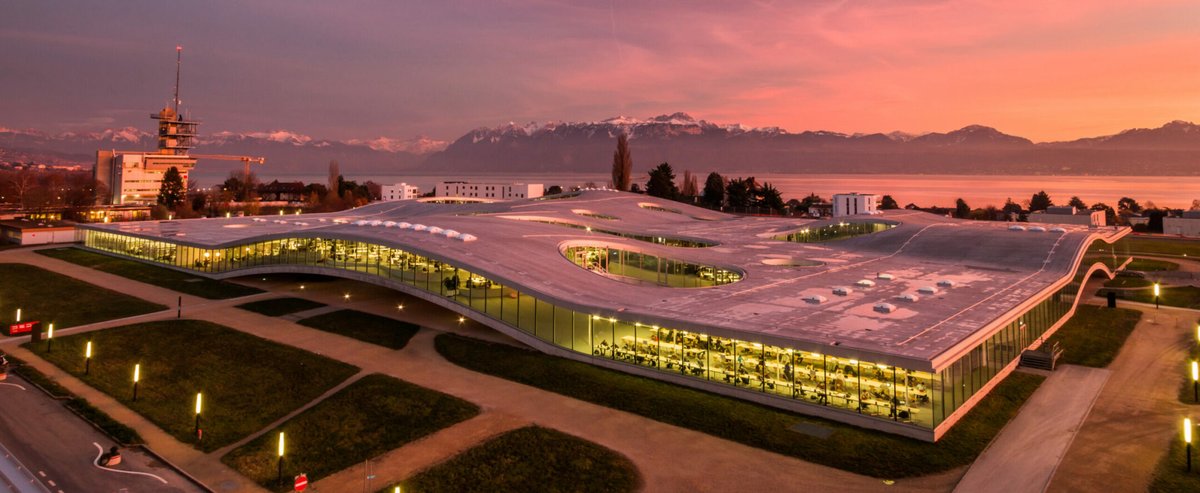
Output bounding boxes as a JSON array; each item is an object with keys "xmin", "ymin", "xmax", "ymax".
[{"xmin": 1, "ymin": 0, "xmax": 1197, "ymax": 141}]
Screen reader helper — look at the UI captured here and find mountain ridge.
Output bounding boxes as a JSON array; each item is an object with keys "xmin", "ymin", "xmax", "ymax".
[{"xmin": 4, "ymin": 115, "xmax": 1200, "ymax": 175}]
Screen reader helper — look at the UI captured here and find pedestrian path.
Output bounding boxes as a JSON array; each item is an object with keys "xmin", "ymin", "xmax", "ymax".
[
  {"xmin": 954, "ymin": 365, "xmax": 1109, "ymax": 493},
  {"xmin": 1046, "ymin": 307, "xmax": 1193, "ymax": 492}
]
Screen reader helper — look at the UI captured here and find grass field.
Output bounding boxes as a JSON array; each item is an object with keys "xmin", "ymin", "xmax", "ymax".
[
  {"xmin": 1149, "ymin": 436, "xmax": 1200, "ymax": 492},
  {"xmin": 1121, "ymin": 237, "xmax": 1200, "ymax": 257},
  {"xmin": 434, "ymin": 333, "xmax": 1044, "ymax": 479},
  {"xmin": 36, "ymin": 248, "xmax": 263, "ymax": 299},
  {"xmin": 297, "ymin": 309, "xmax": 420, "ymax": 349},
  {"xmin": 235, "ymin": 297, "xmax": 326, "ymax": 317},
  {"xmin": 1044, "ymin": 305, "xmax": 1142, "ymax": 368},
  {"xmin": 1103, "ymin": 276, "xmax": 1154, "ymax": 288},
  {"xmin": 387, "ymin": 426, "xmax": 640, "ymax": 493},
  {"xmin": 223, "ymin": 373, "xmax": 479, "ymax": 492},
  {"xmin": 1126, "ymin": 258, "xmax": 1181, "ymax": 272},
  {"xmin": 0, "ymin": 263, "xmax": 165, "ymax": 329},
  {"xmin": 22, "ymin": 319, "xmax": 359, "ymax": 451},
  {"xmin": 1178, "ymin": 339, "xmax": 1200, "ymax": 405},
  {"xmin": 1098, "ymin": 286, "xmax": 1200, "ymax": 310}
]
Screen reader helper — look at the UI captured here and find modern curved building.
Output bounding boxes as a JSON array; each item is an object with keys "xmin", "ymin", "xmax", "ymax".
[{"xmin": 76, "ymin": 190, "xmax": 1131, "ymax": 441}]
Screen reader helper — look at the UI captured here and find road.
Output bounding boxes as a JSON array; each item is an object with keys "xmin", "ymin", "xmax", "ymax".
[{"xmin": 0, "ymin": 372, "xmax": 202, "ymax": 493}]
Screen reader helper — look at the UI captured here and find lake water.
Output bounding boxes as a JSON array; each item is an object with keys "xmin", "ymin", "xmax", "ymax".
[{"xmin": 188, "ymin": 170, "xmax": 1200, "ymax": 209}]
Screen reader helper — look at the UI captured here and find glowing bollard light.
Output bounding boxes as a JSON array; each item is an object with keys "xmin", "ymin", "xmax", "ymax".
[
  {"xmin": 84, "ymin": 340, "xmax": 93, "ymax": 375},
  {"xmin": 46, "ymin": 323, "xmax": 54, "ymax": 352},
  {"xmin": 277, "ymin": 431, "xmax": 286, "ymax": 486},
  {"xmin": 1186, "ymin": 418, "xmax": 1194, "ymax": 472},
  {"xmin": 15, "ymin": 308, "xmax": 21, "ymax": 323},
  {"xmin": 194, "ymin": 392, "xmax": 203, "ymax": 441},
  {"xmin": 1154, "ymin": 282, "xmax": 1161, "ymax": 309},
  {"xmin": 132, "ymin": 364, "xmax": 141, "ymax": 402}
]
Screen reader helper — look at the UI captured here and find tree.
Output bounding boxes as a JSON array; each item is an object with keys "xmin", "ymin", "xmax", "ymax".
[
  {"xmin": 756, "ymin": 182, "xmax": 785, "ymax": 212},
  {"xmin": 701, "ymin": 172, "xmax": 725, "ymax": 208},
  {"xmin": 611, "ymin": 134, "xmax": 632, "ymax": 191},
  {"xmin": 798, "ymin": 193, "xmax": 825, "ymax": 212},
  {"xmin": 1029, "ymin": 191, "xmax": 1053, "ymax": 212},
  {"xmin": 327, "ymin": 160, "xmax": 340, "ymax": 193},
  {"xmin": 157, "ymin": 166, "xmax": 185, "ymax": 209},
  {"xmin": 629, "ymin": 183, "xmax": 642, "ymax": 194},
  {"xmin": 679, "ymin": 170, "xmax": 698, "ymax": 199},
  {"xmin": 1002, "ymin": 198, "xmax": 1022, "ymax": 219},
  {"xmin": 1117, "ymin": 196, "xmax": 1141, "ymax": 213},
  {"xmin": 645, "ymin": 162, "xmax": 679, "ymax": 200},
  {"xmin": 725, "ymin": 177, "xmax": 756, "ymax": 209},
  {"xmin": 1068, "ymin": 196, "xmax": 1087, "ymax": 210},
  {"xmin": 545, "ymin": 185, "xmax": 563, "ymax": 196},
  {"xmin": 880, "ymin": 195, "xmax": 899, "ymax": 210},
  {"xmin": 1191, "ymin": 199, "xmax": 1200, "ymax": 211},
  {"xmin": 955, "ymin": 198, "xmax": 971, "ymax": 219}
]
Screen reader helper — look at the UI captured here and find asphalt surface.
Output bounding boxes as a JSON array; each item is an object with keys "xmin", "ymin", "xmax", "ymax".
[{"xmin": 0, "ymin": 372, "xmax": 202, "ymax": 493}]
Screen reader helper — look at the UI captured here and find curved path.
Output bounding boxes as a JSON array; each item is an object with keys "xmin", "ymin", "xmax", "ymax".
[
  {"xmin": 1045, "ymin": 282, "xmax": 1194, "ymax": 492},
  {"xmin": 3, "ymin": 246, "xmax": 965, "ymax": 492}
]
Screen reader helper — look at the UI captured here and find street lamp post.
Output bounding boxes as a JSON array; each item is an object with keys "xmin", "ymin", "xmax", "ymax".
[
  {"xmin": 277, "ymin": 432, "xmax": 285, "ymax": 487},
  {"xmin": 194, "ymin": 392, "xmax": 203, "ymax": 441},
  {"xmin": 84, "ymin": 340, "xmax": 92, "ymax": 376},
  {"xmin": 132, "ymin": 364, "xmax": 140, "ymax": 402},
  {"xmin": 1154, "ymin": 283, "xmax": 1161, "ymax": 309},
  {"xmin": 1186, "ymin": 418, "xmax": 1194, "ymax": 472}
]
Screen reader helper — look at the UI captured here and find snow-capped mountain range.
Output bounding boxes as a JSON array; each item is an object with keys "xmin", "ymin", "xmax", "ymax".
[{"xmin": 4, "ymin": 113, "xmax": 1200, "ymax": 175}]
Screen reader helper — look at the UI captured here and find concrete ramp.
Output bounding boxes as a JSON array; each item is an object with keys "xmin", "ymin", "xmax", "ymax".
[{"xmin": 954, "ymin": 365, "xmax": 1109, "ymax": 493}]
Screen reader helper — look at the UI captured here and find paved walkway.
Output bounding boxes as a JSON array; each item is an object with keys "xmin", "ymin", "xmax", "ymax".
[
  {"xmin": 954, "ymin": 366, "xmax": 1110, "ymax": 493},
  {"xmin": 4, "ymin": 249, "xmax": 967, "ymax": 492},
  {"xmin": 1046, "ymin": 302, "xmax": 1194, "ymax": 492}
]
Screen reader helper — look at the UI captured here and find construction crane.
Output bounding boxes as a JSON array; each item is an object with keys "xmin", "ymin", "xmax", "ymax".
[{"xmin": 190, "ymin": 154, "xmax": 266, "ymax": 178}]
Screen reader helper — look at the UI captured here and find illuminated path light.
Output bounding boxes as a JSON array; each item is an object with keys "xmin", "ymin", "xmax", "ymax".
[{"xmin": 84, "ymin": 340, "xmax": 93, "ymax": 375}]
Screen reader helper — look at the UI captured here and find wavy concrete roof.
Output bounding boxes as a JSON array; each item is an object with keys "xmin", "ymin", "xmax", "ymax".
[{"xmin": 87, "ymin": 190, "xmax": 1126, "ymax": 370}]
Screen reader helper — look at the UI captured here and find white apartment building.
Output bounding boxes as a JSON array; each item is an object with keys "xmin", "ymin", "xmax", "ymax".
[
  {"xmin": 438, "ymin": 181, "xmax": 543, "ymax": 200},
  {"xmin": 1027, "ymin": 206, "xmax": 1106, "ymax": 228},
  {"xmin": 380, "ymin": 183, "xmax": 420, "ymax": 201},
  {"xmin": 832, "ymin": 193, "xmax": 880, "ymax": 217}
]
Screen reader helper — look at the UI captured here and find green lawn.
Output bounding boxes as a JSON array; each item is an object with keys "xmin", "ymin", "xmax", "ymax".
[
  {"xmin": 235, "ymin": 297, "xmax": 326, "ymax": 317},
  {"xmin": 1098, "ymin": 286, "xmax": 1200, "ymax": 310},
  {"xmin": 36, "ymin": 248, "xmax": 263, "ymax": 299},
  {"xmin": 22, "ymin": 320, "xmax": 359, "ymax": 451},
  {"xmin": 1121, "ymin": 237, "xmax": 1200, "ymax": 257},
  {"xmin": 1126, "ymin": 258, "xmax": 1181, "ymax": 272},
  {"xmin": 386, "ymin": 426, "xmax": 640, "ymax": 493},
  {"xmin": 434, "ymin": 333, "xmax": 1044, "ymax": 479},
  {"xmin": 1044, "ymin": 305, "xmax": 1142, "ymax": 368},
  {"xmin": 297, "ymin": 310, "xmax": 420, "ymax": 350},
  {"xmin": 1178, "ymin": 340, "xmax": 1200, "ymax": 405},
  {"xmin": 1149, "ymin": 436, "xmax": 1200, "ymax": 492},
  {"xmin": 0, "ymin": 263, "xmax": 166, "ymax": 330},
  {"xmin": 222, "ymin": 373, "xmax": 479, "ymax": 492},
  {"xmin": 1103, "ymin": 277, "xmax": 1154, "ymax": 288}
]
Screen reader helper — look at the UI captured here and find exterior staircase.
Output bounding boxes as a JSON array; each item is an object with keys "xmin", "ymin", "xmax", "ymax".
[{"xmin": 1019, "ymin": 341, "xmax": 1063, "ymax": 371}]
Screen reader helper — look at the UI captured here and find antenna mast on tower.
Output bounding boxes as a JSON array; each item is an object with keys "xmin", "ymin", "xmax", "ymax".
[{"xmin": 173, "ymin": 45, "xmax": 182, "ymax": 113}]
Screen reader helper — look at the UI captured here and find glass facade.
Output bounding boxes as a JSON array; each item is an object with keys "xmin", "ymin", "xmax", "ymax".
[
  {"xmin": 774, "ymin": 221, "xmax": 897, "ymax": 243},
  {"xmin": 563, "ymin": 245, "xmax": 741, "ymax": 288},
  {"xmin": 78, "ymin": 228, "xmax": 1129, "ymax": 438},
  {"xmin": 509, "ymin": 218, "xmax": 716, "ymax": 247}
]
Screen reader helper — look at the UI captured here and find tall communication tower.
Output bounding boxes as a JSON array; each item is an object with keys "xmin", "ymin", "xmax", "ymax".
[{"xmin": 151, "ymin": 45, "xmax": 199, "ymax": 156}]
